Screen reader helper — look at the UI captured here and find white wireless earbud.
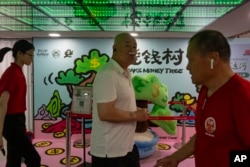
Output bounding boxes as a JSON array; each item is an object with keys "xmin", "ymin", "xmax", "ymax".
[{"xmin": 210, "ymin": 59, "xmax": 214, "ymax": 69}]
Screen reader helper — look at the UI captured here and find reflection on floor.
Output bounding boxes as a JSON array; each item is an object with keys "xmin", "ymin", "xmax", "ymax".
[{"xmin": 0, "ymin": 127, "xmax": 195, "ymax": 167}]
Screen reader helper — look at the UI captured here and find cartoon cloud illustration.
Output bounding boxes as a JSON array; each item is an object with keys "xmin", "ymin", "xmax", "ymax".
[{"xmin": 132, "ymin": 73, "xmax": 177, "ymax": 135}]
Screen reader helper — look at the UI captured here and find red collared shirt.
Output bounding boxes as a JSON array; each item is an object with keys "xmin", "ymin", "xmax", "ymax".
[
  {"xmin": 195, "ymin": 74, "xmax": 250, "ymax": 167},
  {"xmin": 0, "ymin": 63, "xmax": 26, "ymax": 114}
]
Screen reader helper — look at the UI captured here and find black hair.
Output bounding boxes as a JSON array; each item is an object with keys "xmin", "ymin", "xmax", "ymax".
[
  {"xmin": 0, "ymin": 39, "xmax": 34, "ymax": 62},
  {"xmin": 189, "ymin": 30, "xmax": 231, "ymax": 61}
]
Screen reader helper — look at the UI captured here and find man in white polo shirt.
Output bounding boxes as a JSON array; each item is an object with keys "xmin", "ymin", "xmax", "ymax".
[{"xmin": 90, "ymin": 33, "xmax": 148, "ymax": 167}]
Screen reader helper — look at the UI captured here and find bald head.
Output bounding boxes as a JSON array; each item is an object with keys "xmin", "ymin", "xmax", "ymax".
[
  {"xmin": 112, "ymin": 33, "xmax": 137, "ymax": 69},
  {"xmin": 113, "ymin": 33, "xmax": 135, "ymax": 51}
]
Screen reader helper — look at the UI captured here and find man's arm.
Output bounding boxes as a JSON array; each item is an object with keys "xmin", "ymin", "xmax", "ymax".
[
  {"xmin": 154, "ymin": 134, "xmax": 196, "ymax": 167},
  {"xmin": 171, "ymin": 134, "xmax": 196, "ymax": 161},
  {"xmin": 97, "ymin": 101, "xmax": 148, "ymax": 123}
]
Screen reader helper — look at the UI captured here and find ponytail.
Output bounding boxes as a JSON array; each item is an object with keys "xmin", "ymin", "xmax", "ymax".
[
  {"xmin": 0, "ymin": 40, "xmax": 34, "ymax": 63},
  {"xmin": 0, "ymin": 47, "xmax": 11, "ymax": 62}
]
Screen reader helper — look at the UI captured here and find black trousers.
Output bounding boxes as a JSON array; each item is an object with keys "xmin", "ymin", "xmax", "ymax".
[
  {"xmin": 3, "ymin": 113, "xmax": 41, "ymax": 167},
  {"xmin": 91, "ymin": 144, "xmax": 140, "ymax": 167}
]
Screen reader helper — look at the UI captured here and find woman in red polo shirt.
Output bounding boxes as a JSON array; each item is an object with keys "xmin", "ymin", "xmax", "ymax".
[{"xmin": 0, "ymin": 40, "xmax": 41, "ymax": 167}]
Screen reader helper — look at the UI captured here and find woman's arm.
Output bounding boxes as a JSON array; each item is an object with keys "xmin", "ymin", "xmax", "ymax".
[{"xmin": 0, "ymin": 91, "xmax": 9, "ymax": 149}]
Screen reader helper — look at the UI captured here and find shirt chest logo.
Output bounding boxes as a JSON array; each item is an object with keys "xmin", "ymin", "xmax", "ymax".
[{"xmin": 204, "ymin": 117, "xmax": 216, "ymax": 137}]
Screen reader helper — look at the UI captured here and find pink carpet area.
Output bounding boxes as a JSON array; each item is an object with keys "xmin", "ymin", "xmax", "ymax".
[
  {"xmin": 0, "ymin": 139, "xmax": 195, "ymax": 167},
  {"xmin": 0, "ymin": 127, "xmax": 195, "ymax": 167},
  {"xmin": 0, "ymin": 119, "xmax": 196, "ymax": 167}
]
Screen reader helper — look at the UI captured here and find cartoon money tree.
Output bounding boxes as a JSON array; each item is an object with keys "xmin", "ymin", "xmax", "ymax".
[
  {"xmin": 55, "ymin": 49, "xmax": 109, "ymax": 98},
  {"xmin": 40, "ymin": 49, "xmax": 109, "ymax": 138},
  {"xmin": 44, "ymin": 49, "xmax": 109, "ymax": 119}
]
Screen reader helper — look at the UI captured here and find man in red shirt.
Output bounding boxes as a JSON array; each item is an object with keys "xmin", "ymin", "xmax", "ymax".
[
  {"xmin": 154, "ymin": 30, "xmax": 250, "ymax": 167},
  {"xmin": 0, "ymin": 40, "xmax": 41, "ymax": 167}
]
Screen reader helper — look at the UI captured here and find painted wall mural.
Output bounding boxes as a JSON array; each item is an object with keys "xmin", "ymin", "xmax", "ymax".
[{"xmin": 33, "ymin": 38, "xmax": 250, "ymax": 139}]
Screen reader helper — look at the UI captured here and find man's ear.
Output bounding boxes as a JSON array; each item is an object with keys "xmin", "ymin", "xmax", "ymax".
[
  {"xmin": 210, "ymin": 51, "xmax": 219, "ymax": 69},
  {"xmin": 210, "ymin": 59, "xmax": 214, "ymax": 69},
  {"xmin": 112, "ymin": 45, "xmax": 116, "ymax": 52}
]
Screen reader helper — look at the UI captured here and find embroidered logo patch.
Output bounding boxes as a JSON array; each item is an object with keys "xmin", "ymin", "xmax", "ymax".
[{"xmin": 204, "ymin": 117, "xmax": 216, "ymax": 137}]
